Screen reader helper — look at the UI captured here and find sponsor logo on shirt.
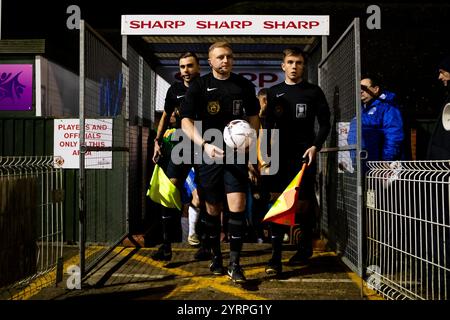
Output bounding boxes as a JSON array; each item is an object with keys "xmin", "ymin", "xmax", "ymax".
[
  {"xmin": 276, "ymin": 93, "xmax": 286, "ymax": 98},
  {"xmin": 207, "ymin": 87, "xmax": 218, "ymax": 92},
  {"xmin": 176, "ymin": 95, "xmax": 185, "ymax": 99}
]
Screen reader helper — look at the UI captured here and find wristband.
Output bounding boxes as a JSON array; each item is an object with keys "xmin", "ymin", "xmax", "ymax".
[{"xmin": 201, "ymin": 140, "xmax": 207, "ymax": 150}]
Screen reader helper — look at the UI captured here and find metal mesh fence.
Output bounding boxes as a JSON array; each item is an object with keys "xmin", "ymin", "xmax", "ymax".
[
  {"xmin": 127, "ymin": 45, "xmax": 140, "ymax": 126},
  {"xmin": 142, "ymin": 62, "xmax": 153, "ymax": 124},
  {"xmin": 318, "ymin": 19, "xmax": 362, "ymax": 275},
  {"xmin": 366, "ymin": 160, "xmax": 450, "ymax": 300},
  {"xmin": 79, "ymin": 21, "xmax": 129, "ymax": 275},
  {"xmin": 127, "ymin": 45, "xmax": 141, "ymax": 232},
  {"xmin": 149, "ymin": 68, "xmax": 157, "ymax": 125},
  {"xmin": 307, "ymin": 42, "xmax": 322, "ymax": 85},
  {"xmin": 127, "ymin": 44, "xmax": 154, "ymax": 231},
  {"xmin": 0, "ymin": 156, "xmax": 63, "ymax": 299}
]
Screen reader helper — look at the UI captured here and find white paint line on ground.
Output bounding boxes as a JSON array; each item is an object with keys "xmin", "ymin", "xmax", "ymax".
[
  {"xmin": 111, "ymin": 273, "xmax": 168, "ymax": 279},
  {"xmin": 271, "ymin": 278, "xmax": 353, "ymax": 283}
]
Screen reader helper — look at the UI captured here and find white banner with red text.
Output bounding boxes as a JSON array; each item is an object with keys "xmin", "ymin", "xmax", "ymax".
[{"xmin": 121, "ymin": 15, "xmax": 329, "ymax": 35}]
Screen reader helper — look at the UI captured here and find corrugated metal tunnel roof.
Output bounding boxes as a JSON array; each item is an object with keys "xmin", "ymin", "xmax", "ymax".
[{"xmin": 139, "ymin": 35, "xmax": 320, "ymax": 67}]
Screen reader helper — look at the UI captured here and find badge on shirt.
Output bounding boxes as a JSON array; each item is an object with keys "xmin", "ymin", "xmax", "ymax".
[
  {"xmin": 296, "ymin": 103, "xmax": 307, "ymax": 118},
  {"xmin": 207, "ymin": 101, "xmax": 220, "ymax": 115},
  {"xmin": 233, "ymin": 100, "xmax": 243, "ymax": 116}
]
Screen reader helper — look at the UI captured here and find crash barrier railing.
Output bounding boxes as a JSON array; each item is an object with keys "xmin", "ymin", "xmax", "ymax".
[
  {"xmin": 365, "ymin": 160, "xmax": 450, "ymax": 300},
  {"xmin": 0, "ymin": 156, "xmax": 63, "ymax": 299}
]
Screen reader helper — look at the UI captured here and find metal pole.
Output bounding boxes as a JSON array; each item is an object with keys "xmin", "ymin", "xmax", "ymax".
[
  {"xmin": 122, "ymin": 35, "xmax": 130, "ymax": 235},
  {"xmin": 353, "ymin": 17, "xmax": 364, "ymax": 297},
  {"xmin": 321, "ymin": 35, "xmax": 328, "ymax": 60},
  {"xmin": 79, "ymin": 20, "xmax": 86, "ymax": 278}
]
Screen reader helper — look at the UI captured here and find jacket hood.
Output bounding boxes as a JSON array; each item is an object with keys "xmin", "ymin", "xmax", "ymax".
[{"xmin": 379, "ymin": 90, "xmax": 396, "ymax": 103}]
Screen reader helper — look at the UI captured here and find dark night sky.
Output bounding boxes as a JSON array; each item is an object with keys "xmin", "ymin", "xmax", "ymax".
[{"xmin": 2, "ymin": 0, "xmax": 449, "ymax": 120}]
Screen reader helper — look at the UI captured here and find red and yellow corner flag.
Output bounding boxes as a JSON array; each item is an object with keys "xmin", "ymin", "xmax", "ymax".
[
  {"xmin": 147, "ymin": 164, "xmax": 182, "ymax": 210},
  {"xmin": 263, "ymin": 162, "xmax": 308, "ymax": 226}
]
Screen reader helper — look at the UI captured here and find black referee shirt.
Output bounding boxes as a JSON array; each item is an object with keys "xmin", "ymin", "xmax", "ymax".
[
  {"xmin": 181, "ymin": 73, "xmax": 259, "ymax": 132},
  {"xmin": 266, "ymin": 80, "xmax": 331, "ymax": 154},
  {"xmin": 164, "ymin": 81, "xmax": 188, "ymax": 128}
]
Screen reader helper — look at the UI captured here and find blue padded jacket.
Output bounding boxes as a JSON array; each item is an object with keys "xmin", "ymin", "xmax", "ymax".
[{"xmin": 348, "ymin": 91, "xmax": 404, "ymax": 162}]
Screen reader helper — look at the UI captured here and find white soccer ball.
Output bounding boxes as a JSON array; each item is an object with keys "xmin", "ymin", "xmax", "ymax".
[{"xmin": 223, "ymin": 119, "xmax": 256, "ymax": 152}]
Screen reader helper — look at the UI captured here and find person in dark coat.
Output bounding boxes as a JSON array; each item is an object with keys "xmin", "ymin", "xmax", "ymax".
[{"xmin": 427, "ymin": 56, "xmax": 450, "ymax": 160}]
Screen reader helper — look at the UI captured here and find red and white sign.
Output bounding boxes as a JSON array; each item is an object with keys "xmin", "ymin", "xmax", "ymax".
[
  {"xmin": 121, "ymin": 15, "xmax": 329, "ymax": 35},
  {"xmin": 235, "ymin": 67, "xmax": 285, "ymax": 93},
  {"xmin": 53, "ymin": 119, "xmax": 113, "ymax": 169},
  {"xmin": 155, "ymin": 66, "xmax": 285, "ymax": 112}
]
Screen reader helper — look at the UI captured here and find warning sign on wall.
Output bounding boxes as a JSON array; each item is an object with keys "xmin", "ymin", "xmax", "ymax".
[{"xmin": 53, "ymin": 119, "xmax": 113, "ymax": 169}]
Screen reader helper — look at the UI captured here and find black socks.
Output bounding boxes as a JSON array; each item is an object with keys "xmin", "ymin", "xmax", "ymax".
[{"xmin": 228, "ymin": 212, "xmax": 246, "ymax": 265}]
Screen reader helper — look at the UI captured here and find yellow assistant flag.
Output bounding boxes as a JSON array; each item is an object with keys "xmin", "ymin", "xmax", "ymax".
[
  {"xmin": 146, "ymin": 164, "xmax": 182, "ymax": 210},
  {"xmin": 263, "ymin": 162, "xmax": 308, "ymax": 226}
]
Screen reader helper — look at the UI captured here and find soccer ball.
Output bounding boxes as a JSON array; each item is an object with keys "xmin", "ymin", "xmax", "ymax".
[{"xmin": 223, "ymin": 119, "xmax": 256, "ymax": 152}]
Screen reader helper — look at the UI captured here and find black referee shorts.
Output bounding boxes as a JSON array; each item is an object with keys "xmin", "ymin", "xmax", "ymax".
[
  {"xmin": 165, "ymin": 141, "xmax": 196, "ymax": 182},
  {"xmin": 166, "ymin": 158, "xmax": 192, "ymax": 182},
  {"xmin": 196, "ymin": 163, "xmax": 248, "ymax": 204}
]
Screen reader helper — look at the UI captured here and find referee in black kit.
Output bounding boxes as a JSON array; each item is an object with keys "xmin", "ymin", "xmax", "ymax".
[
  {"xmin": 264, "ymin": 47, "xmax": 330, "ymax": 275},
  {"xmin": 181, "ymin": 42, "xmax": 260, "ymax": 283},
  {"xmin": 151, "ymin": 52, "xmax": 201, "ymax": 262}
]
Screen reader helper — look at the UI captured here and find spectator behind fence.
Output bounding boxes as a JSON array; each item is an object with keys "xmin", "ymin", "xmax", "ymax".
[
  {"xmin": 427, "ymin": 56, "xmax": 450, "ymax": 160},
  {"xmin": 347, "ymin": 77, "xmax": 405, "ymax": 167}
]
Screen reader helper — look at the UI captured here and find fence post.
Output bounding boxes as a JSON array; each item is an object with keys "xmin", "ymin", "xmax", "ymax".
[{"xmin": 79, "ymin": 19, "xmax": 86, "ymax": 278}]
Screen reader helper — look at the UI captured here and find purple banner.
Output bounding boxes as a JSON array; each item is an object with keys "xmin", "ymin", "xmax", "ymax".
[{"xmin": 0, "ymin": 64, "xmax": 33, "ymax": 111}]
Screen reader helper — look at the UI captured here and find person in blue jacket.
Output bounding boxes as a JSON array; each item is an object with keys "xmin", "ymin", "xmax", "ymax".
[{"xmin": 347, "ymin": 77, "xmax": 404, "ymax": 168}]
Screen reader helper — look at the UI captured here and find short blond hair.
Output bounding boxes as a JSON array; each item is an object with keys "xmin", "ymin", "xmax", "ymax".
[
  {"xmin": 208, "ymin": 41, "xmax": 232, "ymax": 54},
  {"xmin": 282, "ymin": 47, "xmax": 307, "ymax": 63}
]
